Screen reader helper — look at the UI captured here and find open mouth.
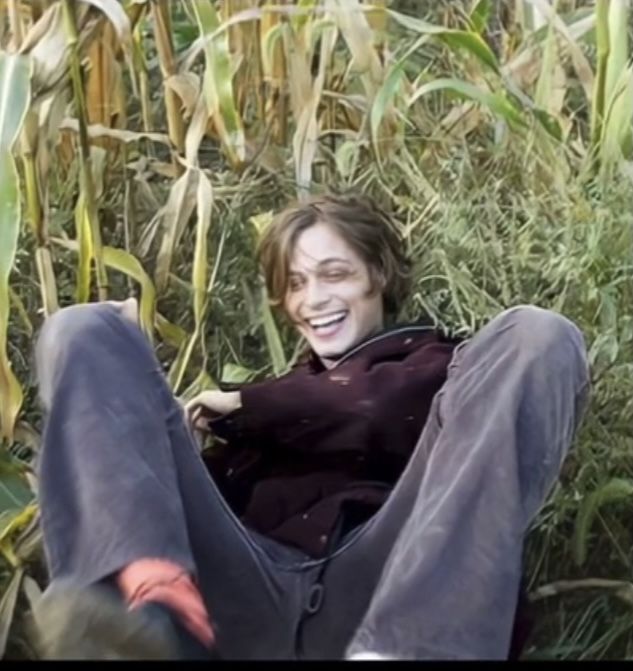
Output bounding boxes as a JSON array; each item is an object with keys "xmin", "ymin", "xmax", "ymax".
[{"xmin": 306, "ymin": 310, "xmax": 348, "ymax": 336}]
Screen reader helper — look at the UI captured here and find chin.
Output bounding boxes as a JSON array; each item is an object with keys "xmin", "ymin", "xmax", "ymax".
[{"xmin": 311, "ymin": 338, "xmax": 355, "ymax": 360}]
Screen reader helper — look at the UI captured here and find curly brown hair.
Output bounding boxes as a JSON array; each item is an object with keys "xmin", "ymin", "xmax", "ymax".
[{"xmin": 257, "ymin": 193, "xmax": 412, "ymax": 316}]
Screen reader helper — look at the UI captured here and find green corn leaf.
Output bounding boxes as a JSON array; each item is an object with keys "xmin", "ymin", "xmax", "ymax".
[
  {"xmin": 408, "ymin": 77, "xmax": 526, "ymax": 130},
  {"xmin": 221, "ymin": 362, "xmax": 257, "ymax": 385},
  {"xmin": 101, "ymin": 247, "xmax": 156, "ymax": 342},
  {"xmin": 573, "ymin": 478, "xmax": 633, "ymax": 567},
  {"xmin": 53, "ymin": 239, "xmax": 156, "ymax": 342},
  {"xmin": 468, "ymin": 0, "xmax": 492, "ymax": 35},
  {"xmin": 261, "ymin": 286, "xmax": 287, "ymax": 377},
  {"xmin": 156, "ymin": 313, "xmax": 188, "ymax": 350},
  {"xmin": 386, "ymin": 8, "xmax": 500, "ymax": 74},
  {"xmin": 0, "ymin": 568, "xmax": 24, "ymax": 657},
  {"xmin": 74, "ymin": 192, "xmax": 92, "ymax": 304},
  {"xmin": 0, "ymin": 53, "xmax": 31, "ymax": 442},
  {"xmin": 191, "ymin": 0, "xmax": 246, "ymax": 168}
]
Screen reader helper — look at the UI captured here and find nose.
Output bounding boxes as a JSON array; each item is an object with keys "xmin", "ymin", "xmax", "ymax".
[{"xmin": 304, "ymin": 277, "xmax": 330, "ymax": 310}]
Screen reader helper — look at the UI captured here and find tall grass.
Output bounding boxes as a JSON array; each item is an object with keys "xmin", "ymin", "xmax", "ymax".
[{"xmin": 0, "ymin": 0, "xmax": 631, "ymax": 659}]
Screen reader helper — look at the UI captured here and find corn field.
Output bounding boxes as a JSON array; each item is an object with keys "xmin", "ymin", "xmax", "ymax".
[{"xmin": 0, "ymin": 0, "xmax": 631, "ymax": 660}]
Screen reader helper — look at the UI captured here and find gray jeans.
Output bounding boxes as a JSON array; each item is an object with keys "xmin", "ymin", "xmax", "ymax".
[{"xmin": 34, "ymin": 304, "xmax": 589, "ymax": 660}]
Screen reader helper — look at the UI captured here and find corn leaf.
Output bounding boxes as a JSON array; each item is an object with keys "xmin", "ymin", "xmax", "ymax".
[
  {"xmin": 386, "ymin": 8, "xmax": 500, "ymax": 74},
  {"xmin": 0, "ymin": 53, "xmax": 30, "ymax": 442},
  {"xmin": 370, "ymin": 62, "xmax": 406, "ymax": 162},
  {"xmin": 261, "ymin": 286, "xmax": 286, "ymax": 376},
  {"xmin": 53, "ymin": 238, "xmax": 156, "ymax": 342},
  {"xmin": 590, "ymin": 0, "xmax": 609, "ymax": 160},
  {"xmin": 408, "ymin": 78, "xmax": 526, "ymax": 130},
  {"xmin": 0, "ymin": 472, "xmax": 32, "ymax": 517},
  {"xmin": 74, "ymin": 192, "xmax": 92, "ymax": 303},
  {"xmin": 0, "ymin": 504, "xmax": 38, "ymax": 545},
  {"xmin": 155, "ymin": 168, "xmax": 198, "ymax": 293},
  {"xmin": 35, "ymin": 247, "xmax": 59, "ymax": 317},
  {"xmin": 79, "ymin": 0, "xmax": 132, "ymax": 46},
  {"xmin": 156, "ymin": 313, "xmax": 188, "ymax": 349},
  {"xmin": 192, "ymin": 0, "xmax": 246, "ymax": 168},
  {"xmin": 329, "ymin": 0, "xmax": 383, "ymax": 87},
  {"xmin": 600, "ymin": 1, "xmax": 632, "ymax": 165},
  {"xmin": 165, "ymin": 73, "xmax": 201, "ymax": 120},
  {"xmin": 19, "ymin": 3, "xmax": 68, "ymax": 90},
  {"xmin": 8, "ymin": 288, "xmax": 32, "ymax": 337},
  {"xmin": 221, "ymin": 362, "xmax": 256, "ymax": 385},
  {"xmin": 604, "ymin": 0, "xmax": 629, "ymax": 105},
  {"xmin": 528, "ymin": 0, "xmax": 594, "ymax": 103},
  {"xmin": 167, "ymin": 336, "xmax": 195, "ymax": 392},
  {"xmin": 101, "ymin": 247, "xmax": 156, "ymax": 342},
  {"xmin": 293, "ymin": 16, "xmax": 337, "ymax": 194},
  {"xmin": 192, "ymin": 172, "xmax": 213, "ymax": 327},
  {"xmin": 370, "ymin": 34, "xmax": 428, "ymax": 162},
  {"xmin": 534, "ymin": 0, "xmax": 564, "ymax": 113},
  {"xmin": 22, "ymin": 575, "xmax": 42, "ymax": 612},
  {"xmin": 468, "ymin": 0, "xmax": 491, "ymax": 35},
  {"xmin": 0, "ymin": 568, "xmax": 23, "ymax": 657},
  {"xmin": 573, "ymin": 478, "xmax": 633, "ymax": 567}
]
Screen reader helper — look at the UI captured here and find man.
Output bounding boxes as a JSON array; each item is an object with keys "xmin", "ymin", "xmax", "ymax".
[{"xmin": 32, "ymin": 194, "xmax": 589, "ymax": 659}]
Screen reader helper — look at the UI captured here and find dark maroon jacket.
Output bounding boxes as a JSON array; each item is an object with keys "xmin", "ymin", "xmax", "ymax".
[{"xmin": 204, "ymin": 324, "xmax": 458, "ymax": 557}]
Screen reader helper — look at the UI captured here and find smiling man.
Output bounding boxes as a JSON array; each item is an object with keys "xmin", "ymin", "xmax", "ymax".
[{"xmin": 32, "ymin": 193, "xmax": 590, "ymax": 660}]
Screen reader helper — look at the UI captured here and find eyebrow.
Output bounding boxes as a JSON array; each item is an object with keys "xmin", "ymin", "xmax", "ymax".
[{"xmin": 289, "ymin": 257, "xmax": 352, "ymax": 273}]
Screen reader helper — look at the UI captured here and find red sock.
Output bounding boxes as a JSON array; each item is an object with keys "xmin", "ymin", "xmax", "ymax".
[{"xmin": 116, "ymin": 558, "xmax": 215, "ymax": 648}]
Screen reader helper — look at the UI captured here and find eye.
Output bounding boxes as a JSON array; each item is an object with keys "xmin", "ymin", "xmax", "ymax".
[
  {"xmin": 288, "ymin": 275, "xmax": 305, "ymax": 292},
  {"xmin": 322, "ymin": 268, "xmax": 350, "ymax": 282}
]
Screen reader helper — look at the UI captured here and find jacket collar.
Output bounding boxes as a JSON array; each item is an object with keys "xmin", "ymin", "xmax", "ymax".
[{"xmin": 305, "ymin": 321, "xmax": 438, "ymax": 372}]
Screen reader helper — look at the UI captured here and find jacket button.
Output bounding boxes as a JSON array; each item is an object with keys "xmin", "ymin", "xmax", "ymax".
[
  {"xmin": 404, "ymin": 337, "xmax": 413, "ymax": 345},
  {"xmin": 319, "ymin": 534, "xmax": 327, "ymax": 545},
  {"xmin": 302, "ymin": 513, "xmax": 309, "ymax": 520}
]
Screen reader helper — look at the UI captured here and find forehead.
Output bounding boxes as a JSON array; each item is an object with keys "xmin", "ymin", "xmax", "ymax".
[{"xmin": 289, "ymin": 221, "xmax": 363, "ymax": 270}]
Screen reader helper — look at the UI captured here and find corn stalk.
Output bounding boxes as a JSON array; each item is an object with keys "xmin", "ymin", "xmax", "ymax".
[
  {"xmin": 151, "ymin": 0, "xmax": 186, "ymax": 171},
  {"xmin": 62, "ymin": 0, "xmax": 109, "ymax": 301}
]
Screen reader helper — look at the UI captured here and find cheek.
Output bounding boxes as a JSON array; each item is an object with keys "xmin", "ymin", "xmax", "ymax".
[
  {"xmin": 283, "ymin": 294, "xmax": 301, "ymax": 322},
  {"xmin": 340, "ymin": 278, "xmax": 375, "ymax": 308}
]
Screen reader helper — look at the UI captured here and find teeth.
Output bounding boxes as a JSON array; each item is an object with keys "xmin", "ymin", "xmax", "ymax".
[{"xmin": 309, "ymin": 312, "xmax": 346, "ymax": 328}]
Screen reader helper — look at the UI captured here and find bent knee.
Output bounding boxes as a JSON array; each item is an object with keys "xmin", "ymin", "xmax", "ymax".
[
  {"xmin": 496, "ymin": 305, "xmax": 586, "ymax": 358},
  {"xmin": 36, "ymin": 302, "xmax": 118, "ymax": 362}
]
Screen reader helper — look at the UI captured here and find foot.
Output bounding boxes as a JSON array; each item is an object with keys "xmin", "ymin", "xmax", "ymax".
[{"xmin": 30, "ymin": 582, "xmax": 219, "ymax": 660}]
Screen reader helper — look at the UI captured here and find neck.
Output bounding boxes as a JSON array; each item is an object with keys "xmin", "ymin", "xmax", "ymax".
[{"xmin": 316, "ymin": 323, "xmax": 385, "ymax": 369}]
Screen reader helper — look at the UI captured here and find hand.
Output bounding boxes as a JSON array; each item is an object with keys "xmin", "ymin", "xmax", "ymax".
[{"xmin": 185, "ymin": 390, "xmax": 242, "ymax": 432}]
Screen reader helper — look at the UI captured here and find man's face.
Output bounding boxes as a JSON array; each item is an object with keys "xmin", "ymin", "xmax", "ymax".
[{"xmin": 284, "ymin": 221, "xmax": 384, "ymax": 365}]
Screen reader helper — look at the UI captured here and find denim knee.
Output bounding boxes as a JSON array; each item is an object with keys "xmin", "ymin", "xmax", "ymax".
[{"xmin": 494, "ymin": 305, "xmax": 587, "ymax": 364}]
